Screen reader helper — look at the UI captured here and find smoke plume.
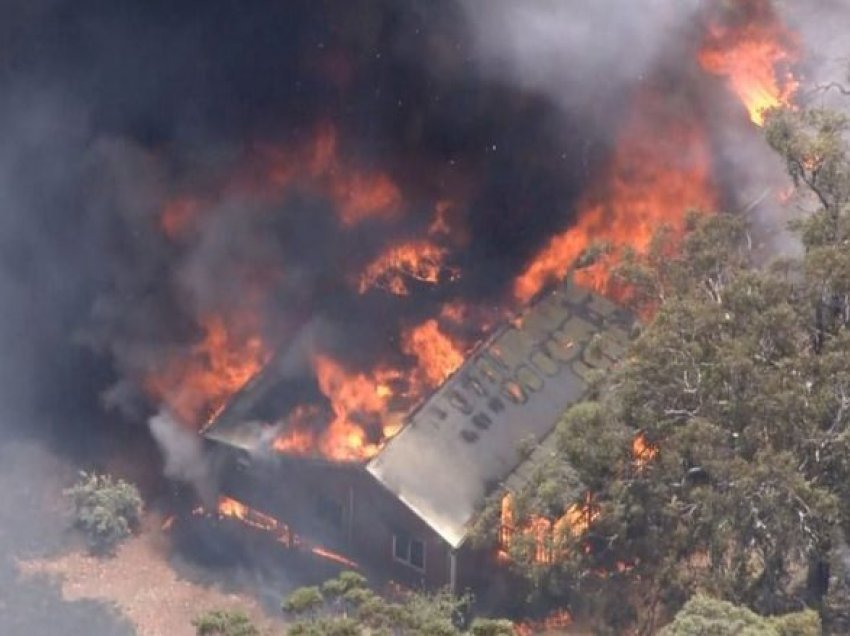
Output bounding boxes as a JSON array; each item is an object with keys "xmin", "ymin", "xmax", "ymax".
[
  {"xmin": 0, "ymin": 0, "xmax": 845, "ymax": 472},
  {"xmin": 149, "ymin": 410, "xmax": 213, "ymax": 502}
]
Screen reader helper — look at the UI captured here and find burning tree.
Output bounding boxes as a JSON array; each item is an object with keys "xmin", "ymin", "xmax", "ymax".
[
  {"xmin": 491, "ymin": 134, "xmax": 850, "ymax": 631},
  {"xmin": 64, "ymin": 471, "xmax": 143, "ymax": 554}
]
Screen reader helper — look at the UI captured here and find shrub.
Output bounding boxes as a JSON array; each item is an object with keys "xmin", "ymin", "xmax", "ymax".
[
  {"xmin": 469, "ymin": 618, "xmax": 516, "ymax": 636},
  {"xmin": 64, "ymin": 471, "xmax": 143, "ymax": 554},
  {"xmin": 659, "ymin": 596, "xmax": 821, "ymax": 636},
  {"xmin": 282, "ymin": 586, "xmax": 324, "ymax": 617},
  {"xmin": 192, "ymin": 610, "xmax": 260, "ymax": 636}
]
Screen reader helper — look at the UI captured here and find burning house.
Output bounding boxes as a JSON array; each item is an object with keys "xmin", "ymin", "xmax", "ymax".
[
  {"xmin": 203, "ymin": 279, "xmax": 633, "ymax": 589},
  {"xmin": 8, "ymin": 0, "xmax": 798, "ymax": 602}
]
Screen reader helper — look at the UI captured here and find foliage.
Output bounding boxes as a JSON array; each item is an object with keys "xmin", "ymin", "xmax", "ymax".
[
  {"xmin": 192, "ymin": 610, "xmax": 261, "ymax": 636},
  {"xmin": 658, "ymin": 595, "xmax": 820, "ymax": 636},
  {"xmin": 283, "ymin": 572, "xmax": 489, "ymax": 635},
  {"xmin": 468, "ymin": 618, "xmax": 515, "ymax": 636},
  {"xmin": 282, "ymin": 586, "xmax": 324, "ymax": 617},
  {"xmin": 63, "ymin": 471, "xmax": 143, "ymax": 554},
  {"xmin": 483, "ymin": 102, "xmax": 850, "ymax": 634}
]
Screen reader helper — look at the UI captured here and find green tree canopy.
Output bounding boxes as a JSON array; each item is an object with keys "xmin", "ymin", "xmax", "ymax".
[
  {"xmin": 485, "ymin": 102, "xmax": 850, "ymax": 634},
  {"xmin": 659, "ymin": 595, "xmax": 820, "ymax": 636},
  {"xmin": 282, "ymin": 572, "xmax": 507, "ymax": 636},
  {"xmin": 192, "ymin": 610, "xmax": 261, "ymax": 636}
]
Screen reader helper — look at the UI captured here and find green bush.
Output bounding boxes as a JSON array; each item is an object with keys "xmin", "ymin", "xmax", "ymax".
[
  {"xmin": 192, "ymin": 610, "xmax": 260, "ymax": 636},
  {"xmin": 64, "ymin": 471, "xmax": 143, "ymax": 554},
  {"xmin": 282, "ymin": 586, "xmax": 324, "ymax": 617},
  {"xmin": 659, "ymin": 596, "xmax": 821, "ymax": 636},
  {"xmin": 469, "ymin": 618, "xmax": 515, "ymax": 636}
]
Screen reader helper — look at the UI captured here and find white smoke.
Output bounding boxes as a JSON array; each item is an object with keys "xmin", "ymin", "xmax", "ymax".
[
  {"xmin": 457, "ymin": 0, "xmax": 850, "ymax": 257},
  {"xmin": 458, "ymin": 0, "xmax": 702, "ymax": 122},
  {"xmin": 149, "ymin": 410, "xmax": 214, "ymax": 503},
  {"xmin": 781, "ymin": 0, "xmax": 850, "ymax": 110}
]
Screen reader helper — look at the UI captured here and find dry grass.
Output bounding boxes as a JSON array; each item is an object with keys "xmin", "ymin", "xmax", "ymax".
[{"xmin": 17, "ymin": 514, "xmax": 286, "ymax": 636}]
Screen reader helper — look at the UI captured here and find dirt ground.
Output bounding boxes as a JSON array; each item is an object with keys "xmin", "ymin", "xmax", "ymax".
[{"xmin": 17, "ymin": 514, "xmax": 288, "ymax": 636}]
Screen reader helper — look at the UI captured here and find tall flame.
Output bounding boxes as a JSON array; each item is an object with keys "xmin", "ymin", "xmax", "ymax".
[
  {"xmin": 499, "ymin": 433, "xmax": 654, "ymax": 565},
  {"xmin": 498, "ymin": 492, "xmax": 597, "ymax": 565},
  {"xmin": 698, "ymin": 0, "xmax": 800, "ymax": 126},
  {"xmin": 258, "ymin": 124, "xmax": 401, "ymax": 226},
  {"xmin": 312, "ymin": 355, "xmax": 403, "ymax": 461},
  {"xmin": 145, "ymin": 314, "xmax": 269, "ymax": 428},
  {"xmin": 358, "ymin": 241, "xmax": 454, "ymax": 296},
  {"xmin": 632, "ymin": 431, "xmax": 658, "ymax": 470},
  {"xmin": 401, "ymin": 319, "xmax": 465, "ymax": 387},
  {"xmin": 514, "ymin": 91, "xmax": 715, "ymax": 302}
]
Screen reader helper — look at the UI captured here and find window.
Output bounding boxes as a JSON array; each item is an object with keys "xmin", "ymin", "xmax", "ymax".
[{"xmin": 393, "ymin": 532, "xmax": 426, "ymax": 571}]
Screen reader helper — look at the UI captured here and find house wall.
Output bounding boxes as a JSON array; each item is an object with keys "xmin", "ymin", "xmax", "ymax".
[
  {"xmin": 347, "ymin": 469, "xmax": 454, "ymax": 589},
  {"xmin": 211, "ymin": 443, "xmax": 456, "ymax": 589}
]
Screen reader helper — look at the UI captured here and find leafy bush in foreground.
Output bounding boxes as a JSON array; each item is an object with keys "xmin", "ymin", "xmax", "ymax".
[
  {"xmin": 64, "ymin": 471, "xmax": 143, "ymax": 554},
  {"xmin": 192, "ymin": 610, "xmax": 261, "ymax": 636}
]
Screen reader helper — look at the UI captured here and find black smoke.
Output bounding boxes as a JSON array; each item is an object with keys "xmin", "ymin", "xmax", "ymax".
[
  {"xmin": 0, "ymin": 0, "xmax": 824, "ymax": 458},
  {"xmin": 0, "ymin": 0, "xmax": 616, "ymax": 444}
]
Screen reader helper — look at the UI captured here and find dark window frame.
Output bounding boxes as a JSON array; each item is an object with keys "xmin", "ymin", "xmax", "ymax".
[{"xmin": 392, "ymin": 532, "xmax": 426, "ymax": 572}]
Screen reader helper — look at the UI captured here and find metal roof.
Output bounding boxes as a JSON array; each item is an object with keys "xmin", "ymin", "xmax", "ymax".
[
  {"xmin": 367, "ymin": 280, "xmax": 633, "ymax": 548},
  {"xmin": 204, "ymin": 278, "xmax": 633, "ymax": 549}
]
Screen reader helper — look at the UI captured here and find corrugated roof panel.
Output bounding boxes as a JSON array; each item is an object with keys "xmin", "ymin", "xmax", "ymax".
[{"xmin": 367, "ymin": 280, "xmax": 633, "ymax": 548}]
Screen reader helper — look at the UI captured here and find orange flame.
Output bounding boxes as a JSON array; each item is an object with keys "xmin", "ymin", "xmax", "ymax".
[
  {"xmin": 259, "ymin": 124, "xmax": 401, "ymax": 226},
  {"xmin": 514, "ymin": 610, "xmax": 573, "ymax": 636},
  {"xmin": 145, "ymin": 314, "xmax": 269, "ymax": 428},
  {"xmin": 514, "ymin": 91, "xmax": 715, "ymax": 302},
  {"xmin": 698, "ymin": 0, "xmax": 800, "ymax": 126},
  {"xmin": 401, "ymin": 319, "xmax": 465, "ymax": 387},
  {"xmin": 272, "ymin": 404, "xmax": 321, "ymax": 455},
  {"xmin": 313, "ymin": 355, "xmax": 402, "ymax": 461},
  {"xmin": 358, "ymin": 240, "xmax": 456, "ymax": 296},
  {"xmin": 632, "ymin": 431, "xmax": 658, "ymax": 470},
  {"xmin": 203, "ymin": 496, "xmax": 359, "ymax": 566},
  {"xmin": 273, "ymin": 428, "xmax": 316, "ymax": 455},
  {"xmin": 498, "ymin": 492, "xmax": 596, "ymax": 565},
  {"xmin": 311, "ymin": 546, "xmax": 360, "ymax": 569}
]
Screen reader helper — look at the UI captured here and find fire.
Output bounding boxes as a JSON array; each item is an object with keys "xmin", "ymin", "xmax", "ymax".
[
  {"xmin": 188, "ymin": 496, "xmax": 360, "ymax": 568},
  {"xmin": 145, "ymin": 314, "xmax": 269, "ymax": 428},
  {"xmin": 358, "ymin": 240, "xmax": 455, "ymax": 296},
  {"xmin": 698, "ymin": 0, "xmax": 800, "ymax": 126},
  {"xmin": 311, "ymin": 546, "xmax": 360, "ymax": 569},
  {"xmin": 498, "ymin": 492, "xmax": 597, "ymax": 565},
  {"xmin": 497, "ymin": 436, "xmax": 655, "ymax": 568},
  {"xmin": 273, "ymin": 427, "xmax": 315, "ymax": 455},
  {"xmin": 632, "ymin": 431, "xmax": 658, "ymax": 469},
  {"xmin": 272, "ymin": 405, "xmax": 321, "ymax": 455},
  {"xmin": 514, "ymin": 91, "xmax": 716, "ymax": 302},
  {"xmin": 259, "ymin": 123, "xmax": 402, "ymax": 226},
  {"xmin": 313, "ymin": 355, "xmax": 402, "ymax": 461},
  {"xmin": 270, "ymin": 358, "xmax": 396, "ymax": 461},
  {"xmin": 514, "ymin": 610, "xmax": 573, "ymax": 636},
  {"xmin": 401, "ymin": 319, "xmax": 465, "ymax": 387}
]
